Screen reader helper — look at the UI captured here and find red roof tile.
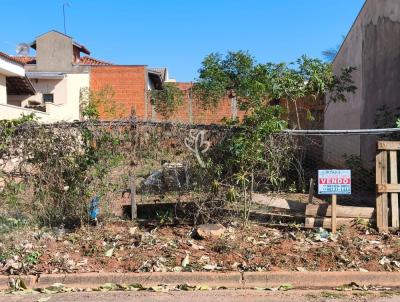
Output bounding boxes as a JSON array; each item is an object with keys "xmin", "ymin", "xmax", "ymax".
[
  {"xmin": 9, "ymin": 56, "xmax": 36, "ymax": 64},
  {"xmin": 78, "ymin": 56, "xmax": 112, "ymax": 66},
  {"xmin": 6, "ymin": 55, "xmax": 112, "ymax": 66},
  {"xmin": 0, "ymin": 52, "xmax": 26, "ymax": 65}
]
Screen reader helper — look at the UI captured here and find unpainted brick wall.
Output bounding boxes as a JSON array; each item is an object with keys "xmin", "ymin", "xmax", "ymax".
[
  {"xmin": 90, "ymin": 66, "xmax": 147, "ymax": 119},
  {"xmin": 150, "ymin": 82, "xmax": 245, "ymax": 124},
  {"xmin": 90, "ymin": 68, "xmax": 243, "ymax": 124}
]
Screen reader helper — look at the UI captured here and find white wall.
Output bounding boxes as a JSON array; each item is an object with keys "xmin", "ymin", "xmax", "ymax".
[
  {"xmin": 46, "ymin": 73, "xmax": 89, "ymax": 121},
  {"xmin": 5, "ymin": 73, "xmax": 89, "ymax": 122},
  {"xmin": 0, "ymin": 103, "xmax": 50, "ymax": 121}
]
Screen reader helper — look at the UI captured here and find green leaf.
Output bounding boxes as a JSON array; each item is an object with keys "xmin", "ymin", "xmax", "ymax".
[{"xmin": 278, "ymin": 284, "xmax": 294, "ymax": 291}]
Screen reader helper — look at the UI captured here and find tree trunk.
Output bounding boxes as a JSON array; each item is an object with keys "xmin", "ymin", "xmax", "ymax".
[{"xmin": 293, "ymin": 99, "xmax": 301, "ymax": 129}]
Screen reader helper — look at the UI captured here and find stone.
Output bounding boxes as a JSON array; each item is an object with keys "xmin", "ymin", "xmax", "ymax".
[{"xmin": 196, "ymin": 224, "xmax": 226, "ymax": 239}]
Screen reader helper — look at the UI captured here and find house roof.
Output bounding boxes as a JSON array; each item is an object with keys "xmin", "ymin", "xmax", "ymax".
[
  {"xmin": 149, "ymin": 67, "xmax": 168, "ymax": 81},
  {"xmin": 29, "ymin": 30, "xmax": 91, "ymax": 55},
  {"xmin": 8, "ymin": 55, "xmax": 111, "ymax": 66},
  {"xmin": 6, "ymin": 76, "xmax": 36, "ymax": 95},
  {"xmin": 0, "ymin": 53, "xmax": 35, "ymax": 94},
  {"xmin": 71, "ymin": 41, "xmax": 91, "ymax": 55},
  {"xmin": 148, "ymin": 69, "xmax": 163, "ymax": 89},
  {"xmin": 5, "ymin": 53, "xmax": 166, "ymax": 89},
  {"xmin": 0, "ymin": 52, "xmax": 25, "ymax": 66},
  {"xmin": 9, "ymin": 56, "xmax": 36, "ymax": 65}
]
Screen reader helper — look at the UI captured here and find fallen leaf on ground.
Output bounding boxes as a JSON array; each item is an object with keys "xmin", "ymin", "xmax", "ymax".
[
  {"xmin": 36, "ymin": 297, "xmax": 51, "ymax": 302},
  {"xmin": 176, "ymin": 284, "xmax": 196, "ymax": 291},
  {"xmin": 126, "ymin": 283, "xmax": 145, "ymax": 291},
  {"xmin": 203, "ymin": 264, "xmax": 218, "ymax": 271},
  {"xmin": 278, "ymin": 284, "xmax": 294, "ymax": 291},
  {"xmin": 105, "ymin": 248, "xmax": 114, "ymax": 258},
  {"xmin": 181, "ymin": 253, "xmax": 190, "ymax": 267},
  {"xmin": 195, "ymin": 285, "xmax": 211, "ymax": 291},
  {"xmin": 149, "ymin": 285, "xmax": 169, "ymax": 292}
]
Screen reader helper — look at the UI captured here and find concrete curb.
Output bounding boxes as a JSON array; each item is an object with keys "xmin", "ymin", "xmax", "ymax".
[
  {"xmin": 244, "ymin": 272, "xmax": 400, "ymax": 288},
  {"xmin": 0, "ymin": 272, "xmax": 399, "ymax": 290}
]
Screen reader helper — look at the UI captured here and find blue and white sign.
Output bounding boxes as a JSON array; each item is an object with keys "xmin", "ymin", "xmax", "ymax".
[{"xmin": 318, "ymin": 170, "xmax": 351, "ymax": 195}]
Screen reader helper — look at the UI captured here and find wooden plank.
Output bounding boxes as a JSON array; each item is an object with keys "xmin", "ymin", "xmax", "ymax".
[
  {"xmin": 378, "ymin": 141, "xmax": 400, "ymax": 151},
  {"xmin": 331, "ymin": 195, "xmax": 337, "ymax": 233},
  {"xmin": 382, "ymin": 194, "xmax": 389, "ymax": 232},
  {"xmin": 382, "ymin": 151, "xmax": 389, "ymax": 232},
  {"xmin": 390, "ymin": 151, "xmax": 399, "ymax": 229},
  {"xmin": 252, "ymin": 193, "xmax": 307, "ymax": 213},
  {"xmin": 305, "ymin": 217, "xmax": 374, "ymax": 229},
  {"xmin": 305, "ymin": 204, "xmax": 374, "ymax": 219},
  {"xmin": 308, "ymin": 178, "xmax": 315, "ymax": 204},
  {"xmin": 377, "ymin": 184, "xmax": 400, "ymax": 193},
  {"xmin": 376, "ymin": 151, "xmax": 384, "ymax": 230}
]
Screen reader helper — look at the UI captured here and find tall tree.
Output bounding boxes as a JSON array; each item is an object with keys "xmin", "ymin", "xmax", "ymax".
[{"xmin": 193, "ymin": 51, "xmax": 356, "ymax": 129}]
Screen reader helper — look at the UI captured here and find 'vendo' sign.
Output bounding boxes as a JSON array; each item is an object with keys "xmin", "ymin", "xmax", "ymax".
[{"xmin": 318, "ymin": 170, "xmax": 351, "ymax": 195}]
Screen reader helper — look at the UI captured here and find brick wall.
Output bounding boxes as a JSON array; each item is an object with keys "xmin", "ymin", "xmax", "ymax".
[
  {"xmin": 90, "ymin": 68, "xmax": 245, "ymax": 124},
  {"xmin": 90, "ymin": 66, "xmax": 147, "ymax": 119},
  {"xmin": 150, "ymin": 82, "xmax": 245, "ymax": 124}
]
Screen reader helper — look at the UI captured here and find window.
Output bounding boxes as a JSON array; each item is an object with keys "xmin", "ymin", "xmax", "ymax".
[{"xmin": 43, "ymin": 93, "xmax": 54, "ymax": 103}]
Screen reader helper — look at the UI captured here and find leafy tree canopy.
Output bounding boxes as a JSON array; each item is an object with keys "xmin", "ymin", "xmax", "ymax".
[{"xmin": 192, "ymin": 51, "xmax": 356, "ymax": 127}]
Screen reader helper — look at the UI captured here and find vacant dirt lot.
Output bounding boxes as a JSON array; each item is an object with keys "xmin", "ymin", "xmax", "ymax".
[{"xmin": 0, "ymin": 218, "xmax": 399, "ymax": 276}]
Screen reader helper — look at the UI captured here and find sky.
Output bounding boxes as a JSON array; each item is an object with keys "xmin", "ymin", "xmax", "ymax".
[{"xmin": 1, "ymin": 0, "xmax": 365, "ymax": 82}]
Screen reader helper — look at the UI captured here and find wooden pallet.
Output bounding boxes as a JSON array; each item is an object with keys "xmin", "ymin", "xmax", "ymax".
[{"xmin": 376, "ymin": 141, "xmax": 400, "ymax": 232}]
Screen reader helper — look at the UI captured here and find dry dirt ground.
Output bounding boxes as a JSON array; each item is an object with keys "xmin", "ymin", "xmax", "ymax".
[
  {"xmin": 1, "ymin": 290, "xmax": 400, "ymax": 302},
  {"xmin": 0, "ymin": 218, "xmax": 399, "ymax": 275}
]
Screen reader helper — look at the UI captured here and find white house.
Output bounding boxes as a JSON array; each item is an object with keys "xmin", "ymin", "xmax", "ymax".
[
  {"xmin": 0, "ymin": 52, "xmax": 44, "ymax": 120},
  {"xmin": 1, "ymin": 30, "xmax": 169, "ymax": 123}
]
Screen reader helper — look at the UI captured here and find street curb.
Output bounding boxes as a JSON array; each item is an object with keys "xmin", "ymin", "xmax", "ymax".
[
  {"xmin": 244, "ymin": 272, "xmax": 400, "ymax": 289},
  {"xmin": 0, "ymin": 272, "xmax": 399, "ymax": 290},
  {"xmin": 35, "ymin": 272, "xmax": 243, "ymax": 289}
]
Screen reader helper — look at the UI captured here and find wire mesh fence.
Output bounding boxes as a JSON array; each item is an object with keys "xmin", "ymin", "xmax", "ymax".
[
  {"xmin": 285, "ymin": 128, "xmax": 400, "ymax": 207},
  {"xmin": 1, "ymin": 118, "xmax": 400, "ymax": 227}
]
